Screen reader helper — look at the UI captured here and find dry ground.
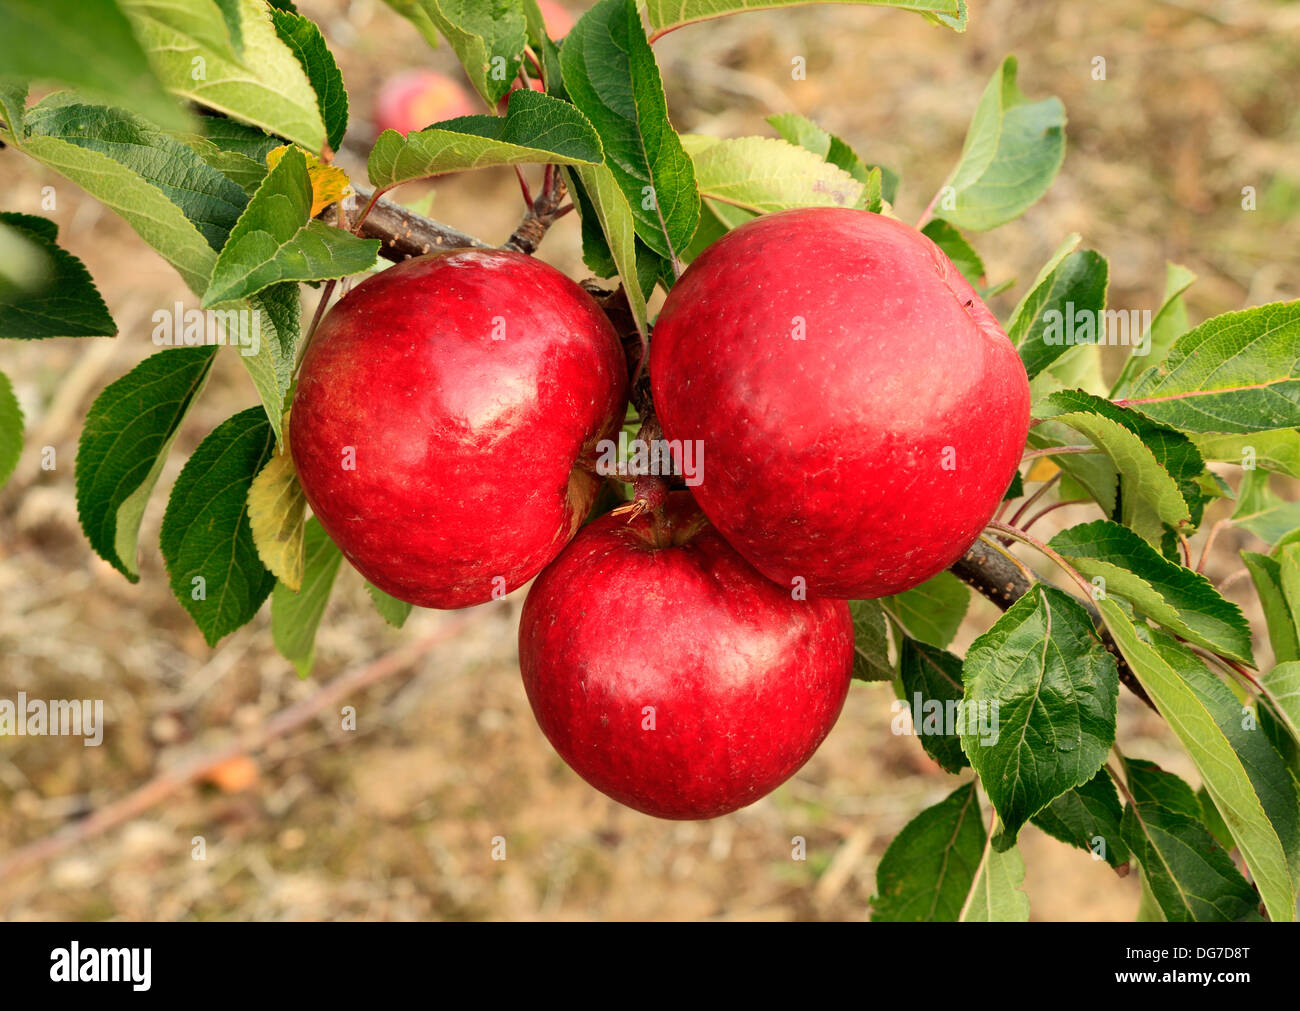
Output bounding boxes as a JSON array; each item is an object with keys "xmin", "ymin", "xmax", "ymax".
[{"xmin": 1, "ymin": 0, "xmax": 1297, "ymax": 921}]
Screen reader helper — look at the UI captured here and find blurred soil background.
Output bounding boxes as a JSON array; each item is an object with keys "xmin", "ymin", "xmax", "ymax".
[{"xmin": 1, "ymin": 0, "xmax": 1298, "ymax": 921}]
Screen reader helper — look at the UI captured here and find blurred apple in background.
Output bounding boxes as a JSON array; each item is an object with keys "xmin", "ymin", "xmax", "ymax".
[
  {"xmin": 537, "ymin": 0, "xmax": 575, "ymax": 37},
  {"xmin": 373, "ymin": 69, "xmax": 477, "ymax": 136}
]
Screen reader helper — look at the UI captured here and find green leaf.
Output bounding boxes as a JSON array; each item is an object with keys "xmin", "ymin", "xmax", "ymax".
[
  {"xmin": 0, "ymin": 370, "xmax": 23, "ymax": 488},
  {"xmin": 680, "ymin": 134, "xmax": 864, "ymax": 214},
  {"xmin": 642, "ymin": 0, "xmax": 966, "ymax": 39},
  {"xmin": 568, "ymin": 161, "xmax": 667, "ymax": 300},
  {"xmin": 0, "ymin": 83, "xmax": 26, "ymax": 137},
  {"xmin": 269, "ymin": 5, "xmax": 349, "ymax": 152},
  {"xmin": 1025, "ymin": 423, "xmax": 1120, "ymax": 518},
  {"xmin": 1160, "ymin": 645, "xmax": 1300, "ymax": 895},
  {"xmin": 1052, "ymin": 390, "xmax": 1208, "ymax": 527},
  {"xmin": 1243, "ymin": 551, "xmax": 1300, "ymax": 664},
  {"xmin": 271, "ymin": 517, "xmax": 344, "ymax": 677},
  {"xmin": 1099, "ymin": 602, "xmax": 1298, "ymax": 921},
  {"xmin": 366, "ymin": 581, "xmax": 414, "ymax": 628},
  {"xmin": 1030, "ymin": 768, "xmax": 1129, "ymax": 868},
  {"xmin": 959, "ymin": 837, "xmax": 1030, "ymax": 921},
  {"xmin": 383, "ymin": 0, "xmax": 528, "ymax": 105},
  {"xmin": 0, "ymin": 0, "xmax": 187, "ymax": 131},
  {"xmin": 1135, "ymin": 868, "xmax": 1168, "ymax": 921},
  {"xmin": 1005, "ymin": 233, "xmax": 1078, "ymax": 331},
  {"xmin": 1049, "ymin": 519, "xmax": 1253, "ymax": 664},
  {"xmin": 1125, "ymin": 756, "xmax": 1202, "ymax": 819},
  {"xmin": 921, "ymin": 220, "xmax": 983, "ymax": 289},
  {"xmin": 1119, "ymin": 757, "xmax": 1262, "ymax": 922},
  {"xmin": 25, "ymin": 101, "xmax": 249, "ymax": 253},
  {"xmin": 122, "ymin": 0, "xmax": 326, "ymax": 151},
  {"xmin": 565, "ymin": 163, "xmax": 649, "ymax": 337},
  {"xmin": 1110, "ymin": 262, "xmax": 1196, "ymax": 397},
  {"xmin": 767, "ymin": 112, "xmax": 899, "ymax": 204},
  {"xmin": 1007, "ymin": 249, "xmax": 1108, "ymax": 382},
  {"xmin": 1233, "ymin": 468, "xmax": 1300, "ymax": 545},
  {"xmin": 199, "ymin": 114, "xmax": 287, "ymax": 162},
  {"xmin": 961, "ymin": 584, "xmax": 1119, "ymax": 848},
  {"xmin": 561, "ymin": 0, "xmax": 699, "ymax": 260},
  {"xmin": 1035, "ymin": 390, "xmax": 1200, "ymax": 543},
  {"xmin": 367, "ymin": 88, "xmax": 602, "ymax": 190},
  {"xmin": 862, "ymin": 166, "xmax": 884, "ymax": 215},
  {"xmin": 1194, "ymin": 429, "xmax": 1300, "ymax": 477},
  {"xmin": 204, "ymin": 146, "xmax": 379, "ymax": 307},
  {"xmin": 871, "ymin": 781, "xmax": 985, "ymax": 922},
  {"xmin": 884, "ymin": 570, "xmax": 969, "ymax": 649},
  {"xmin": 898, "ymin": 639, "xmax": 968, "ymax": 773},
  {"xmin": 234, "ymin": 282, "xmax": 301, "ymax": 444},
  {"xmin": 1120, "ymin": 300, "xmax": 1300, "ymax": 434},
  {"xmin": 0, "ymin": 212, "xmax": 116, "ymax": 338},
  {"xmin": 1261, "ymin": 661, "xmax": 1300, "ymax": 757},
  {"xmin": 214, "ymin": 0, "xmax": 246, "ymax": 56},
  {"xmin": 159, "ymin": 406, "xmax": 276, "ymax": 646},
  {"xmin": 935, "ymin": 55, "xmax": 1065, "ymax": 232},
  {"xmin": 17, "ymin": 133, "xmax": 217, "ymax": 294},
  {"xmin": 176, "ymin": 135, "xmax": 267, "ymax": 195},
  {"xmin": 1198, "ymin": 786, "xmax": 1236, "ymax": 851},
  {"xmin": 76, "ymin": 347, "xmax": 218, "ymax": 581},
  {"xmin": 848, "ymin": 598, "xmax": 892, "ymax": 682}
]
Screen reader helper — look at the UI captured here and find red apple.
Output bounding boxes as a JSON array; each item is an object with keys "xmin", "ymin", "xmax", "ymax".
[
  {"xmin": 537, "ymin": 0, "xmax": 575, "ymax": 38},
  {"xmin": 649, "ymin": 207, "xmax": 1030, "ymax": 599},
  {"xmin": 291, "ymin": 250, "xmax": 628, "ymax": 609},
  {"xmin": 373, "ymin": 70, "xmax": 476, "ymax": 137},
  {"xmin": 518, "ymin": 492, "xmax": 854, "ymax": 820}
]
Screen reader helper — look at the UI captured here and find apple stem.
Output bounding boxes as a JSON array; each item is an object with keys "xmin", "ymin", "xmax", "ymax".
[
  {"xmin": 915, "ymin": 184, "xmax": 947, "ymax": 230},
  {"xmin": 976, "ymin": 533, "xmax": 1038, "ymax": 587},
  {"xmin": 1005, "ymin": 471, "xmax": 1061, "ymax": 529},
  {"xmin": 1020, "ymin": 498, "xmax": 1090, "ymax": 533},
  {"xmin": 986, "ymin": 519, "xmax": 1094, "ymax": 599},
  {"xmin": 1020, "ymin": 444, "xmax": 1097, "ymax": 461},
  {"xmin": 293, "ymin": 278, "xmax": 339, "ymax": 377},
  {"xmin": 503, "ymin": 164, "xmax": 570, "ymax": 255},
  {"xmin": 1196, "ymin": 519, "xmax": 1230, "ymax": 574},
  {"xmin": 514, "ymin": 166, "xmax": 535, "ymax": 211},
  {"xmin": 351, "ymin": 185, "xmax": 388, "ymax": 235}
]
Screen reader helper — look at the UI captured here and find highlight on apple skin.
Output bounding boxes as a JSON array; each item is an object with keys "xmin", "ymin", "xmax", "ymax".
[
  {"xmin": 518, "ymin": 492, "xmax": 855, "ymax": 820},
  {"xmin": 650, "ymin": 206, "xmax": 1031, "ymax": 600},
  {"xmin": 290, "ymin": 250, "xmax": 628, "ymax": 609}
]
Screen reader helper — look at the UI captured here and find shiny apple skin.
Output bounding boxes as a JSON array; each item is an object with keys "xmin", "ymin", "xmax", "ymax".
[
  {"xmin": 519, "ymin": 493, "xmax": 854, "ymax": 820},
  {"xmin": 649, "ymin": 207, "xmax": 1030, "ymax": 599},
  {"xmin": 291, "ymin": 250, "xmax": 628, "ymax": 609}
]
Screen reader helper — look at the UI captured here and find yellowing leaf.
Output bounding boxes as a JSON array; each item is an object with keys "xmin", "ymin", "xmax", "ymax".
[
  {"xmin": 248, "ymin": 410, "xmax": 306, "ymax": 590},
  {"xmin": 266, "ymin": 145, "xmax": 351, "ymax": 217},
  {"xmin": 1026, "ymin": 458, "xmax": 1060, "ymax": 482}
]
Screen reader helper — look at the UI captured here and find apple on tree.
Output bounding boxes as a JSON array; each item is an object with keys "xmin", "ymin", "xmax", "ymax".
[
  {"xmin": 373, "ymin": 69, "xmax": 476, "ymax": 137},
  {"xmin": 290, "ymin": 249, "xmax": 628, "ymax": 609},
  {"xmin": 518, "ymin": 492, "xmax": 854, "ymax": 820},
  {"xmin": 650, "ymin": 206, "xmax": 1031, "ymax": 600},
  {"xmin": 535, "ymin": 0, "xmax": 575, "ymax": 38}
]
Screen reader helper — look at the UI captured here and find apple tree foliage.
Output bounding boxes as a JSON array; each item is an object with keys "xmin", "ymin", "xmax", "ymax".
[{"xmin": 2, "ymin": 0, "xmax": 1299, "ymax": 921}]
